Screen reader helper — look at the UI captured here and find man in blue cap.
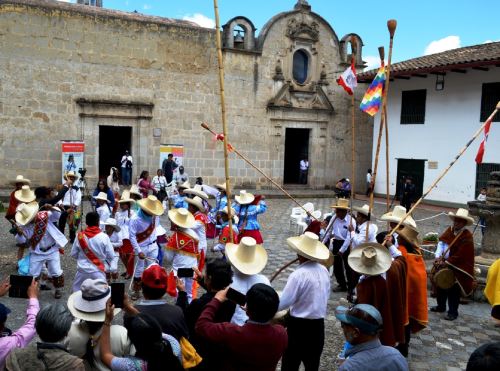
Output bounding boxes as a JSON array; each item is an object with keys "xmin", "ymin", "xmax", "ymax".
[{"xmin": 335, "ymin": 304, "xmax": 408, "ymax": 371}]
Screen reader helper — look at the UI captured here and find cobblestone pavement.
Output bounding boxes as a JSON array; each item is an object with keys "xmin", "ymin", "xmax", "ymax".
[{"xmin": 1, "ymin": 197, "xmax": 498, "ymax": 370}]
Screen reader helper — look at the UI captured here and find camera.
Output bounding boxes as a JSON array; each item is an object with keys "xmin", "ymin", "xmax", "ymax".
[{"xmin": 78, "ymin": 168, "xmax": 87, "ymax": 178}]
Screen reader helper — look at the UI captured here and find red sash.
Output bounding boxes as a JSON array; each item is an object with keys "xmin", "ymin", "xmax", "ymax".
[
  {"xmin": 166, "ymin": 231, "xmax": 199, "ymax": 257},
  {"xmin": 30, "ymin": 211, "xmax": 49, "ymax": 250},
  {"xmin": 194, "ymin": 212, "xmax": 209, "ymax": 226},
  {"xmin": 77, "ymin": 232, "xmax": 105, "ymax": 272},
  {"xmin": 219, "ymin": 225, "xmax": 239, "ymax": 244},
  {"xmin": 136, "ymin": 218, "xmax": 156, "ymax": 244}
]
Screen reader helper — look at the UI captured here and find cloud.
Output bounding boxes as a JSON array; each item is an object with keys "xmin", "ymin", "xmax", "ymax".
[
  {"xmin": 143, "ymin": 4, "xmax": 151, "ymax": 10},
  {"xmin": 424, "ymin": 36, "xmax": 461, "ymax": 55},
  {"xmin": 182, "ymin": 13, "xmax": 215, "ymax": 28},
  {"xmin": 363, "ymin": 55, "xmax": 382, "ymax": 71},
  {"xmin": 483, "ymin": 39, "xmax": 499, "ymax": 44}
]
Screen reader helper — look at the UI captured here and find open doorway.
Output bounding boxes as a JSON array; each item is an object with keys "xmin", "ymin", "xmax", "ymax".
[
  {"xmin": 396, "ymin": 159, "xmax": 425, "ymax": 200},
  {"xmin": 284, "ymin": 128, "xmax": 310, "ymax": 184},
  {"xmin": 99, "ymin": 126, "xmax": 132, "ymax": 179}
]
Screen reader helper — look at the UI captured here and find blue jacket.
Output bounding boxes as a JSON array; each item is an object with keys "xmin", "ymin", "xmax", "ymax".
[{"xmin": 233, "ymin": 201, "xmax": 267, "ymax": 231}]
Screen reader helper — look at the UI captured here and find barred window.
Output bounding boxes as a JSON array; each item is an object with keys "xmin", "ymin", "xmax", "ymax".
[
  {"xmin": 480, "ymin": 82, "xmax": 500, "ymax": 122},
  {"xmin": 400, "ymin": 90, "xmax": 426, "ymax": 125}
]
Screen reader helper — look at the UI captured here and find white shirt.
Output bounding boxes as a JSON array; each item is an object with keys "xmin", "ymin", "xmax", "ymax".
[
  {"xmin": 152, "ymin": 175, "xmax": 168, "ymax": 191},
  {"xmin": 70, "ymin": 231, "xmax": 115, "ymax": 273},
  {"xmin": 192, "ymin": 212, "xmax": 207, "ymax": 253},
  {"xmin": 61, "ymin": 186, "xmax": 82, "ymax": 207},
  {"xmin": 367, "ymin": 173, "xmax": 372, "ymax": 183},
  {"xmin": 121, "ymin": 155, "xmax": 133, "ymax": 168},
  {"xmin": 129, "ymin": 214, "xmax": 159, "ymax": 255},
  {"xmin": 16, "ymin": 212, "xmax": 68, "ymax": 259},
  {"xmin": 300, "ymin": 160, "xmax": 309, "ymax": 171},
  {"xmin": 115, "ymin": 209, "xmax": 136, "ymax": 240},
  {"xmin": 435, "ymin": 240, "xmax": 450, "ymax": 259},
  {"xmin": 230, "ymin": 271, "xmax": 271, "ymax": 326},
  {"xmin": 96, "ymin": 204, "xmax": 111, "ymax": 231},
  {"xmin": 278, "ymin": 260, "xmax": 330, "ymax": 319},
  {"xmin": 350, "ymin": 221, "xmax": 378, "ymax": 249},
  {"xmin": 171, "ymin": 228, "xmax": 199, "ymax": 270},
  {"xmin": 323, "ymin": 214, "xmax": 356, "ymax": 254},
  {"xmin": 477, "ymin": 193, "xmax": 486, "ymax": 201}
]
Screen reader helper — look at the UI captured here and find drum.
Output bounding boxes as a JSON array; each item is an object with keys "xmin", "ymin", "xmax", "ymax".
[{"xmin": 433, "ymin": 267, "xmax": 455, "ymax": 290}]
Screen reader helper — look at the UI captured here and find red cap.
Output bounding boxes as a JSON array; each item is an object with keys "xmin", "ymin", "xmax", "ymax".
[{"xmin": 141, "ymin": 264, "xmax": 168, "ymax": 290}]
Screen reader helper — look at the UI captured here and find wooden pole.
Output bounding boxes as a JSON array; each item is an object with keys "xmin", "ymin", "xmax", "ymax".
[
  {"xmin": 213, "ymin": 0, "xmax": 234, "ymax": 242},
  {"xmin": 350, "ymin": 39, "xmax": 357, "ymax": 208},
  {"xmin": 201, "ymin": 123, "xmax": 319, "ymax": 221},
  {"xmin": 383, "ymin": 103, "xmax": 500, "ymax": 243},
  {"xmin": 384, "ymin": 104, "xmax": 390, "ymax": 212}
]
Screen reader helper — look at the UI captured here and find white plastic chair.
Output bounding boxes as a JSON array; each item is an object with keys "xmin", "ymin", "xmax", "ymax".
[
  {"xmin": 311, "ymin": 210, "xmax": 322, "ymax": 220},
  {"xmin": 303, "ymin": 202, "xmax": 315, "ymax": 213},
  {"xmin": 290, "ymin": 206, "xmax": 306, "ymax": 231}
]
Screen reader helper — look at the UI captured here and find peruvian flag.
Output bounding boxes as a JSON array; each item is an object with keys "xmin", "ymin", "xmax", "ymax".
[
  {"xmin": 475, "ymin": 117, "xmax": 492, "ymax": 164},
  {"xmin": 337, "ymin": 61, "xmax": 357, "ymax": 95}
]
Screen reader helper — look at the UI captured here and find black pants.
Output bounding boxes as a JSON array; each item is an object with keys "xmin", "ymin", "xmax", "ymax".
[
  {"xmin": 58, "ymin": 207, "xmax": 76, "ymax": 243},
  {"xmin": 400, "ymin": 197, "xmax": 412, "ymax": 212},
  {"xmin": 299, "ymin": 170, "xmax": 308, "ymax": 184},
  {"xmin": 332, "ymin": 240, "xmax": 351, "ymax": 290},
  {"xmin": 282, "ymin": 317, "xmax": 324, "ymax": 371},
  {"xmin": 436, "ymin": 283, "xmax": 461, "ymax": 317}
]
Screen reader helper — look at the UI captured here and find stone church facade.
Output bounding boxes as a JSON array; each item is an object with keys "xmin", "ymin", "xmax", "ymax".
[{"xmin": 0, "ymin": 0, "xmax": 372, "ymax": 190}]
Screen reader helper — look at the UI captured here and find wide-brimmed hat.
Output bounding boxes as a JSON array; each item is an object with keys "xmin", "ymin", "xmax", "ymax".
[
  {"xmin": 93, "ymin": 192, "xmax": 110, "ymax": 203},
  {"xmin": 138, "ymin": 195, "xmax": 164, "ymax": 216},
  {"xmin": 348, "ymin": 243, "xmax": 392, "ymax": 276},
  {"xmin": 14, "ymin": 185, "xmax": 36, "ymax": 203},
  {"xmin": 226, "ymin": 237, "xmax": 268, "ymax": 275},
  {"xmin": 103, "ymin": 218, "xmax": 121, "ymax": 232},
  {"xmin": 353, "ymin": 204, "xmax": 371, "ymax": 217},
  {"xmin": 287, "ymin": 232, "xmax": 330, "ymax": 262},
  {"xmin": 184, "ymin": 185, "xmax": 209, "ymax": 200},
  {"xmin": 185, "ymin": 196, "xmax": 205, "ymax": 212},
  {"xmin": 64, "ymin": 171, "xmax": 79, "ymax": 180},
  {"xmin": 380, "ymin": 205, "xmax": 416, "ymax": 228},
  {"xmin": 219, "ymin": 206, "xmax": 239, "ymax": 224},
  {"xmin": 215, "ymin": 182, "xmax": 227, "ymax": 192},
  {"xmin": 397, "ymin": 225, "xmax": 420, "ymax": 247},
  {"xmin": 11, "ymin": 175, "xmax": 31, "ymax": 185},
  {"xmin": 178, "ymin": 181, "xmax": 191, "ymax": 190},
  {"xmin": 331, "ymin": 198, "xmax": 350, "ymax": 210},
  {"xmin": 15, "ymin": 201, "xmax": 39, "ymax": 226},
  {"xmin": 448, "ymin": 208, "xmax": 474, "ymax": 226},
  {"xmin": 129, "ymin": 185, "xmax": 142, "ymax": 199},
  {"xmin": 235, "ymin": 190, "xmax": 255, "ymax": 205},
  {"xmin": 142, "ymin": 264, "xmax": 168, "ymax": 290},
  {"xmin": 68, "ymin": 279, "xmax": 121, "ymax": 322},
  {"xmin": 118, "ymin": 190, "xmax": 136, "ymax": 204},
  {"xmin": 168, "ymin": 208, "xmax": 196, "ymax": 229}
]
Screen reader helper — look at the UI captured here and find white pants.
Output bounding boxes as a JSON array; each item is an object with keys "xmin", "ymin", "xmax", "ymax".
[
  {"xmin": 165, "ymin": 250, "xmax": 197, "ymax": 303},
  {"xmin": 133, "ymin": 243, "xmax": 158, "ymax": 278},
  {"xmin": 29, "ymin": 251, "xmax": 63, "ymax": 278},
  {"xmin": 107, "ymin": 253, "xmax": 119, "ymax": 273}
]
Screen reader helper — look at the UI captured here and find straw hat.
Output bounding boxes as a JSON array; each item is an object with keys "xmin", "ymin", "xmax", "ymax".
[
  {"xmin": 178, "ymin": 181, "xmax": 191, "ymax": 190},
  {"xmin": 220, "ymin": 206, "xmax": 239, "ymax": 224},
  {"xmin": 448, "ymin": 208, "xmax": 474, "ymax": 226},
  {"xmin": 235, "ymin": 190, "xmax": 255, "ymax": 205},
  {"xmin": 331, "ymin": 198, "xmax": 350, "ymax": 210},
  {"xmin": 226, "ymin": 237, "xmax": 268, "ymax": 275},
  {"xmin": 168, "ymin": 208, "xmax": 196, "ymax": 229},
  {"xmin": 93, "ymin": 192, "xmax": 110, "ymax": 203},
  {"xmin": 118, "ymin": 190, "xmax": 136, "ymax": 204},
  {"xmin": 14, "ymin": 185, "xmax": 36, "ymax": 203},
  {"xmin": 103, "ymin": 218, "xmax": 121, "ymax": 233},
  {"xmin": 286, "ymin": 232, "xmax": 330, "ymax": 262},
  {"xmin": 348, "ymin": 243, "xmax": 392, "ymax": 276},
  {"xmin": 353, "ymin": 204, "xmax": 371, "ymax": 217},
  {"xmin": 396, "ymin": 225, "xmax": 420, "ymax": 248},
  {"xmin": 186, "ymin": 196, "xmax": 205, "ymax": 212},
  {"xmin": 137, "ymin": 195, "xmax": 164, "ymax": 216},
  {"xmin": 215, "ymin": 182, "xmax": 227, "ymax": 192},
  {"xmin": 64, "ymin": 170, "xmax": 79, "ymax": 180},
  {"xmin": 15, "ymin": 201, "xmax": 39, "ymax": 226},
  {"xmin": 380, "ymin": 205, "xmax": 416, "ymax": 228},
  {"xmin": 11, "ymin": 175, "xmax": 31, "ymax": 185},
  {"xmin": 184, "ymin": 185, "xmax": 209, "ymax": 200},
  {"xmin": 68, "ymin": 279, "xmax": 121, "ymax": 322},
  {"xmin": 129, "ymin": 185, "xmax": 142, "ymax": 199}
]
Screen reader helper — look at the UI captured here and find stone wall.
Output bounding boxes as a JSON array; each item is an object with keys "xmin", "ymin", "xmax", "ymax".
[{"xmin": 0, "ymin": 0, "xmax": 372, "ymax": 191}]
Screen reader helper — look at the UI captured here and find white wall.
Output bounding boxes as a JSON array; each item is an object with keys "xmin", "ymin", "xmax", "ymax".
[{"xmin": 371, "ymin": 68, "xmax": 500, "ymax": 205}]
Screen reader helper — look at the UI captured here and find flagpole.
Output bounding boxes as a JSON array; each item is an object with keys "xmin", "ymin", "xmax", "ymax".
[
  {"xmin": 350, "ymin": 39, "xmax": 357, "ymax": 209},
  {"xmin": 382, "ymin": 102, "xmax": 500, "ymax": 245},
  {"xmin": 212, "ymin": 0, "xmax": 234, "ymax": 243},
  {"xmin": 366, "ymin": 21, "xmax": 397, "ymax": 240}
]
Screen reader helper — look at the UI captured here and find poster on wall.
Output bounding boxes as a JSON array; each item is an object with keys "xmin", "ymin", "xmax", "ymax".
[
  {"xmin": 159, "ymin": 144, "xmax": 184, "ymax": 170},
  {"xmin": 61, "ymin": 141, "xmax": 85, "ymax": 184}
]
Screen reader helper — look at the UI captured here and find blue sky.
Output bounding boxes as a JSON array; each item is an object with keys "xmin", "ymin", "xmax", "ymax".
[{"xmin": 63, "ymin": 0, "xmax": 499, "ymax": 69}]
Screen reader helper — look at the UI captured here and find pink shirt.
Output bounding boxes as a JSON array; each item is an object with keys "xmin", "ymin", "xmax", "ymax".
[{"xmin": 0, "ymin": 298, "xmax": 39, "ymax": 369}]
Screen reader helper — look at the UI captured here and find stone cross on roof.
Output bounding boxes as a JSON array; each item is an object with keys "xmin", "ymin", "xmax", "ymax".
[{"xmin": 294, "ymin": 0, "xmax": 311, "ymax": 11}]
